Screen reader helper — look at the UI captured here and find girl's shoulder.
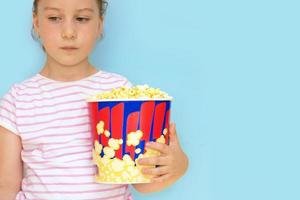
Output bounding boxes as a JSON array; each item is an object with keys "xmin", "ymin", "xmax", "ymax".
[
  {"xmin": 4, "ymin": 71, "xmax": 132, "ymax": 98},
  {"xmin": 93, "ymin": 70, "xmax": 132, "ymax": 87},
  {"xmin": 96, "ymin": 70, "xmax": 128, "ymax": 81},
  {"xmin": 7, "ymin": 74, "xmax": 44, "ymax": 95}
]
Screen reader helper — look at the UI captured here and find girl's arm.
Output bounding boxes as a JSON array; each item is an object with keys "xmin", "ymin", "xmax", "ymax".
[
  {"xmin": 0, "ymin": 126, "xmax": 23, "ymax": 200},
  {"xmin": 132, "ymin": 123, "xmax": 189, "ymax": 193}
]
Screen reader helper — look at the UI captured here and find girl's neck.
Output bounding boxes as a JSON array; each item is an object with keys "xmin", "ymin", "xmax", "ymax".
[{"xmin": 40, "ymin": 57, "xmax": 98, "ymax": 82}]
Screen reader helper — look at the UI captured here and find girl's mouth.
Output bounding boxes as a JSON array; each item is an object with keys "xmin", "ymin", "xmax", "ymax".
[{"xmin": 61, "ymin": 46, "xmax": 79, "ymax": 51}]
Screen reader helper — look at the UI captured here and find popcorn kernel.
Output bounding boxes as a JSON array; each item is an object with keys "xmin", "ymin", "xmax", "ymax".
[
  {"xmin": 127, "ymin": 130, "xmax": 143, "ymax": 147},
  {"xmin": 108, "ymin": 138, "xmax": 121, "ymax": 150},
  {"xmin": 135, "ymin": 148, "xmax": 142, "ymax": 154},
  {"xmin": 97, "ymin": 121, "xmax": 105, "ymax": 135},
  {"xmin": 104, "ymin": 130, "xmax": 111, "ymax": 137},
  {"xmin": 156, "ymin": 135, "xmax": 166, "ymax": 144},
  {"xmin": 103, "ymin": 147, "xmax": 115, "ymax": 158}
]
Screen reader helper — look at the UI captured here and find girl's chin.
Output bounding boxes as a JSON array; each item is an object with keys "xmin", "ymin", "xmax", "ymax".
[{"xmin": 48, "ymin": 55, "xmax": 88, "ymax": 67}]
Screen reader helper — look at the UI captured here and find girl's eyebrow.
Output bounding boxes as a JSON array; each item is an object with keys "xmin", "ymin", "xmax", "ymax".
[
  {"xmin": 43, "ymin": 7, "xmax": 94, "ymax": 13},
  {"xmin": 44, "ymin": 7, "xmax": 61, "ymax": 11},
  {"xmin": 77, "ymin": 8, "xmax": 95, "ymax": 13}
]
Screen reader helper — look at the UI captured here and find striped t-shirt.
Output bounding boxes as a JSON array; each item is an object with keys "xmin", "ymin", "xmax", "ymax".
[{"xmin": 0, "ymin": 71, "xmax": 133, "ymax": 200}]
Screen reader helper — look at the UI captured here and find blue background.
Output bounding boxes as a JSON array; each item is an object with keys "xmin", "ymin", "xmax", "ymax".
[{"xmin": 0, "ymin": 0, "xmax": 299, "ymax": 199}]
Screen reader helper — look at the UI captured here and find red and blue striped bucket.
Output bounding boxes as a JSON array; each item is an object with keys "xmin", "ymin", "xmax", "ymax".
[{"xmin": 88, "ymin": 99, "xmax": 172, "ymax": 183}]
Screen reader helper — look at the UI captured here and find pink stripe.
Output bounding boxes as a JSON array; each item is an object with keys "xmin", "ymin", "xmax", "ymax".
[
  {"xmin": 1, "ymin": 98, "xmax": 15, "ymax": 108},
  {"xmin": 123, "ymin": 79, "xmax": 129, "ymax": 86},
  {"xmin": 26, "ymin": 165, "xmax": 95, "ymax": 170},
  {"xmin": 93, "ymin": 74, "xmax": 115, "ymax": 80},
  {"xmin": 16, "ymin": 91, "xmax": 82, "ymax": 103},
  {"xmin": 18, "ymin": 114, "xmax": 89, "ymax": 126},
  {"xmin": 46, "ymin": 144, "xmax": 92, "ymax": 152},
  {"xmin": 68, "ymin": 192, "xmax": 128, "ymax": 200},
  {"xmin": 23, "ymin": 181, "xmax": 98, "ymax": 186},
  {"xmin": 0, "ymin": 114, "xmax": 16, "ymax": 126},
  {"xmin": 25, "ymin": 173, "xmax": 95, "ymax": 178},
  {"xmin": 17, "ymin": 84, "xmax": 118, "ymax": 96},
  {"xmin": 24, "ymin": 149, "xmax": 92, "ymax": 159},
  {"xmin": 87, "ymin": 79, "xmax": 124, "ymax": 85},
  {"xmin": 0, "ymin": 105, "xmax": 16, "ymax": 117},
  {"xmin": 24, "ymin": 135, "xmax": 91, "ymax": 145},
  {"xmin": 6, "ymin": 92, "xmax": 15, "ymax": 99},
  {"xmin": 85, "ymin": 78, "xmax": 124, "ymax": 85},
  {"xmin": 40, "ymin": 149, "xmax": 91, "ymax": 159},
  {"xmin": 23, "ymin": 144, "xmax": 92, "ymax": 152},
  {"xmin": 82, "ymin": 192, "xmax": 128, "ymax": 200},
  {"xmin": 25, "ymin": 156, "xmax": 92, "ymax": 164},
  {"xmin": 24, "ymin": 77, "xmax": 45, "ymax": 84},
  {"xmin": 17, "ymin": 99, "xmax": 83, "ymax": 111},
  {"xmin": 27, "ymin": 196, "xmax": 128, "ymax": 200},
  {"xmin": 22, "ymin": 122, "xmax": 89, "ymax": 134},
  {"xmin": 23, "ymin": 185, "xmax": 125, "ymax": 194},
  {"xmin": 15, "ymin": 81, "xmax": 53, "ymax": 90},
  {"xmin": 23, "ymin": 138, "xmax": 91, "ymax": 146},
  {"xmin": 18, "ymin": 106, "xmax": 87, "ymax": 118},
  {"xmin": 20, "ymin": 74, "xmax": 115, "ymax": 91}
]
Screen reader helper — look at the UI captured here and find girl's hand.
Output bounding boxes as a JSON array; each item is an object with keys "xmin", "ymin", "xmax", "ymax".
[{"xmin": 137, "ymin": 123, "xmax": 189, "ymax": 183}]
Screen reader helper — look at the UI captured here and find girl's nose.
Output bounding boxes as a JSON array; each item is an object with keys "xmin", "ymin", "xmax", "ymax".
[{"xmin": 61, "ymin": 20, "xmax": 77, "ymax": 40}]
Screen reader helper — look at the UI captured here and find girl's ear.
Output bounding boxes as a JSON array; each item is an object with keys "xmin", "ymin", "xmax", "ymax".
[
  {"xmin": 97, "ymin": 17, "xmax": 104, "ymax": 38},
  {"xmin": 32, "ymin": 13, "xmax": 40, "ymax": 36}
]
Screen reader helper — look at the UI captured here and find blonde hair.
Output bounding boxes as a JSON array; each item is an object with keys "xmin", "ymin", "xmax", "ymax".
[{"xmin": 32, "ymin": 0, "xmax": 108, "ymax": 16}]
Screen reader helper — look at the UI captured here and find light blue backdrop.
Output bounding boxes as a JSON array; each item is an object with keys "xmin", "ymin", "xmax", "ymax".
[{"xmin": 0, "ymin": 0, "xmax": 299, "ymax": 200}]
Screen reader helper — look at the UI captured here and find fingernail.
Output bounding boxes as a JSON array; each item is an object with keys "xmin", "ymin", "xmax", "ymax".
[{"xmin": 172, "ymin": 123, "xmax": 176, "ymax": 129}]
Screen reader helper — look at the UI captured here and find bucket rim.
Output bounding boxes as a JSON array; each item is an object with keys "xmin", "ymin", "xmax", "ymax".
[{"xmin": 86, "ymin": 97, "xmax": 173, "ymax": 102}]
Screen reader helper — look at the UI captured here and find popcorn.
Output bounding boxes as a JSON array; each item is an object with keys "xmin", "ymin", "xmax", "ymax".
[
  {"xmin": 127, "ymin": 130, "xmax": 143, "ymax": 147},
  {"xmin": 123, "ymin": 154, "xmax": 135, "ymax": 166},
  {"xmin": 103, "ymin": 147, "xmax": 115, "ymax": 159},
  {"xmin": 94, "ymin": 140, "xmax": 103, "ymax": 154},
  {"xmin": 94, "ymin": 149, "xmax": 155, "ymax": 183},
  {"xmin": 112, "ymin": 159, "xmax": 125, "ymax": 173},
  {"xmin": 108, "ymin": 138, "xmax": 121, "ymax": 150},
  {"xmin": 135, "ymin": 148, "xmax": 142, "ymax": 154},
  {"xmin": 92, "ymin": 129, "xmax": 169, "ymax": 183},
  {"xmin": 104, "ymin": 130, "xmax": 111, "ymax": 137},
  {"xmin": 156, "ymin": 135, "xmax": 166, "ymax": 144},
  {"xmin": 89, "ymin": 85, "xmax": 172, "ymax": 100},
  {"xmin": 97, "ymin": 121, "xmax": 105, "ymax": 135}
]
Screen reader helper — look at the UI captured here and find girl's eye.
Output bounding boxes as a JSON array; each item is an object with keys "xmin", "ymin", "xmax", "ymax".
[
  {"xmin": 48, "ymin": 17, "xmax": 62, "ymax": 22},
  {"xmin": 76, "ymin": 17, "xmax": 90, "ymax": 22}
]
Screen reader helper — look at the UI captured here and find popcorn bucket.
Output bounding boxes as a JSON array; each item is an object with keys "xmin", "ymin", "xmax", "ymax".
[{"xmin": 88, "ymin": 99, "xmax": 172, "ymax": 184}]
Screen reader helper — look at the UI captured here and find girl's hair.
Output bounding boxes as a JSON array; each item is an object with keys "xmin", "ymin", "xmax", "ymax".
[{"xmin": 32, "ymin": 0, "xmax": 108, "ymax": 16}]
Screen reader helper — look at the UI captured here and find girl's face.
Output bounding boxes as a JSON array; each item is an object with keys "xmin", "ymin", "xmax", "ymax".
[{"xmin": 33, "ymin": 0, "xmax": 103, "ymax": 66}]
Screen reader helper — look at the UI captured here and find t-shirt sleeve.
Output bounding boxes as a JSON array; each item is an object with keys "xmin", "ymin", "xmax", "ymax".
[
  {"xmin": 0, "ymin": 85, "xmax": 19, "ymax": 135},
  {"xmin": 122, "ymin": 78, "xmax": 133, "ymax": 88}
]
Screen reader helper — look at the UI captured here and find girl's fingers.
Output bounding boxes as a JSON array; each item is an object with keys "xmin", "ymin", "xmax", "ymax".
[
  {"xmin": 151, "ymin": 173, "xmax": 172, "ymax": 183},
  {"xmin": 138, "ymin": 155, "xmax": 169, "ymax": 166},
  {"xmin": 145, "ymin": 142, "xmax": 170, "ymax": 155},
  {"xmin": 142, "ymin": 166, "xmax": 169, "ymax": 176},
  {"xmin": 169, "ymin": 123, "xmax": 179, "ymax": 145}
]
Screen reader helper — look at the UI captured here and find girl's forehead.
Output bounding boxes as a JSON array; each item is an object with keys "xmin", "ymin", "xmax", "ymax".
[{"xmin": 38, "ymin": 0, "xmax": 98, "ymax": 11}]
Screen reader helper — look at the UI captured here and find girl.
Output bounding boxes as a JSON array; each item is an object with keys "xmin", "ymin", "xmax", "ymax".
[{"xmin": 0, "ymin": 0, "xmax": 188, "ymax": 199}]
